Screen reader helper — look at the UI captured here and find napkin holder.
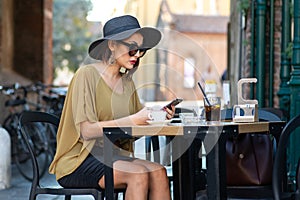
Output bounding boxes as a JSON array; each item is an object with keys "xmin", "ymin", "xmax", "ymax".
[{"xmin": 233, "ymin": 78, "xmax": 259, "ymax": 123}]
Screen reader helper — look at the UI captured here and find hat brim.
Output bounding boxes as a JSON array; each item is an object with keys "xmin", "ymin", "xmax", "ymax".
[{"xmin": 88, "ymin": 27, "xmax": 161, "ymax": 60}]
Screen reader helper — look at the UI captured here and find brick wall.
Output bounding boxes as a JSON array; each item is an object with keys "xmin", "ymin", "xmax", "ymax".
[
  {"xmin": 272, "ymin": 0, "xmax": 283, "ymax": 107},
  {"xmin": 13, "ymin": 0, "xmax": 44, "ymax": 81}
]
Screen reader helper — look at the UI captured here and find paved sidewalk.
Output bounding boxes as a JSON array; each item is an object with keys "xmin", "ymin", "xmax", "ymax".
[
  {"xmin": 0, "ymin": 164, "xmax": 95, "ymax": 200},
  {"xmin": 0, "ymin": 164, "xmax": 271, "ymax": 200}
]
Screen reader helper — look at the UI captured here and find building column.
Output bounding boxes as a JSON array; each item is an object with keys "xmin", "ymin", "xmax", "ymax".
[
  {"xmin": 255, "ymin": 0, "xmax": 267, "ymax": 107},
  {"xmin": 278, "ymin": 0, "xmax": 291, "ymax": 117},
  {"xmin": 43, "ymin": 0, "xmax": 53, "ymax": 84},
  {"xmin": 1, "ymin": 0, "xmax": 14, "ymax": 71},
  {"xmin": 288, "ymin": 0, "xmax": 300, "ymax": 182}
]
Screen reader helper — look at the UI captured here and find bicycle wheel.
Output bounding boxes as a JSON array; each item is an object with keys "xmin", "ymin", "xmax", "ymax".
[
  {"xmin": 3, "ymin": 114, "xmax": 30, "ymax": 165},
  {"xmin": 3, "ymin": 114, "xmax": 50, "ymax": 181},
  {"xmin": 15, "ymin": 122, "xmax": 51, "ymax": 181}
]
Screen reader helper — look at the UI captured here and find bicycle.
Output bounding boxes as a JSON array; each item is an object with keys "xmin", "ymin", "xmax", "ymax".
[
  {"xmin": 0, "ymin": 83, "xmax": 51, "ymax": 181},
  {"xmin": 42, "ymin": 84, "xmax": 66, "ymax": 117},
  {"xmin": 33, "ymin": 82, "xmax": 67, "ymax": 157}
]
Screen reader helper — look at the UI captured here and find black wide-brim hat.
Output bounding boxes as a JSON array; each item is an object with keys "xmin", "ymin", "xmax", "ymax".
[{"xmin": 88, "ymin": 15, "xmax": 162, "ymax": 60}]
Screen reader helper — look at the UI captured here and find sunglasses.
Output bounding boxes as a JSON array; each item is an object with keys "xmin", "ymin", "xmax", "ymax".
[{"xmin": 117, "ymin": 40, "xmax": 149, "ymax": 57}]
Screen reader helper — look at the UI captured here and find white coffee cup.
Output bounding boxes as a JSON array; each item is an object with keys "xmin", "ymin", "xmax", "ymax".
[{"xmin": 148, "ymin": 106, "xmax": 167, "ymax": 122}]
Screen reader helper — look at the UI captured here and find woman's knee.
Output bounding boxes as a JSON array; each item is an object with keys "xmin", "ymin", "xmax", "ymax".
[
  {"xmin": 154, "ymin": 166, "xmax": 167, "ymax": 176},
  {"xmin": 127, "ymin": 165, "xmax": 149, "ymax": 188},
  {"xmin": 133, "ymin": 160, "xmax": 168, "ymax": 183},
  {"xmin": 151, "ymin": 167, "xmax": 168, "ymax": 182},
  {"xmin": 117, "ymin": 163, "xmax": 149, "ymax": 183}
]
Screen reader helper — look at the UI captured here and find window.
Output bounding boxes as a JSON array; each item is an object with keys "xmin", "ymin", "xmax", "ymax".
[{"xmin": 183, "ymin": 57, "xmax": 195, "ymax": 88}]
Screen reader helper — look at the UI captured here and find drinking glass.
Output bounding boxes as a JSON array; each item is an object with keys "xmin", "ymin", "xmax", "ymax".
[{"xmin": 203, "ymin": 97, "xmax": 221, "ymax": 121}]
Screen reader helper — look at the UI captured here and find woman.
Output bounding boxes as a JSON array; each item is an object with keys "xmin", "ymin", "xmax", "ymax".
[{"xmin": 49, "ymin": 15, "xmax": 174, "ymax": 200}]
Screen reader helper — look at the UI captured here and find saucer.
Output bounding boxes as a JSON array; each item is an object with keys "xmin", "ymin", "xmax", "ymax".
[{"xmin": 146, "ymin": 120, "xmax": 172, "ymax": 126}]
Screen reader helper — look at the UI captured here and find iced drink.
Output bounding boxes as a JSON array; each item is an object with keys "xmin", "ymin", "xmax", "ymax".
[{"xmin": 204, "ymin": 97, "xmax": 221, "ymax": 121}]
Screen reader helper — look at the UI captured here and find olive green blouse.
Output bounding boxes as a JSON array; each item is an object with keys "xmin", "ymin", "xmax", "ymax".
[{"xmin": 49, "ymin": 65, "xmax": 143, "ymax": 180}]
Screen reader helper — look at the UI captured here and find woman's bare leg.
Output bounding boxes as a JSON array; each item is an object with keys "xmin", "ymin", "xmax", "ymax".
[
  {"xmin": 99, "ymin": 160, "xmax": 149, "ymax": 200},
  {"xmin": 133, "ymin": 159, "xmax": 171, "ymax": 200}
]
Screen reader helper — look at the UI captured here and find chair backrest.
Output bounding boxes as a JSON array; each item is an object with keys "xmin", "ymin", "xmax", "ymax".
[
  {"xmin": 18, "ymin": 111, "xmax": 59, "ymax": 189},
  {"xmin": 258, "ymin": 109, "xmax": 281, "ymax": 121},
  {"xmin": 272, "ymin": 114, "xmax": 300, "ymax": 200},
  {"xmin": 297, "ymin": 159, "xmax": 300, "ymax": 192},
  {"xmin": 221, "ymin": 108, "xmax": 233, "ymax": 120},
  {"xmin": 296, "ymin": 159, "xmax": 300, "ymax": 200},
  {"xmin": 260, "ymin": 107, "xmax": 288, "ymax": 120},
  {"xmin": 221, "ymin": 108, "xmax": 281, "ymax": 122}
]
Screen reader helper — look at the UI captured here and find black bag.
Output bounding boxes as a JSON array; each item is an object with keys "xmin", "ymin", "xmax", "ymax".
[{"xmin": 226, "ymin": 133, "xmax": 273, "ymax": 186}]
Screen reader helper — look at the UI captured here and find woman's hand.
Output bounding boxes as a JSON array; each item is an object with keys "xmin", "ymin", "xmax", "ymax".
[
  {"xmin": 164, "ymin": 105, "xmax": 175, "ymax": 120},
  {"xmin": 131, "ymin": 107, "xmax": 151, "ymax": 125},
  {"xmin": 131, "ymin": 105, "xmax": 175, "ymax": 125}
]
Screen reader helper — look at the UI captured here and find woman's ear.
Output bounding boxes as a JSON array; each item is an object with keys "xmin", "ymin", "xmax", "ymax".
[{"xmin": 107, "ymin": 40, "xmax": 116, "ymax": 51}]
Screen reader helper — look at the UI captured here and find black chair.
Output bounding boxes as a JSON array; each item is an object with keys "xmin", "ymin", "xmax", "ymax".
[
  {"xmin": 273, "ymin": 114, "xmax": 300, "ymax": 200},
  {"xmin": 260, "ymin": 107, "xmax": 289, "ymax": 120},
  {"xmin": 222, "ymin": 108, "xmax": 284, "ymax": 199},
  {"xmin": 221, "ymin": 107, "xmax": 283, "ymax": 122},
  {"xmin": 296, "ymin": 160, "xmax": 300, "ymax": 200},
  {"xmin": 19, "ymin": 111, "xmax": 124, "ymax": 200}
]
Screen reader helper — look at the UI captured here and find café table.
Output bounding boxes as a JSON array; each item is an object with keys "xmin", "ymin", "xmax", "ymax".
[{"xmin": 103, "ymin": 120, "xmax": 285, "ymax": 200}]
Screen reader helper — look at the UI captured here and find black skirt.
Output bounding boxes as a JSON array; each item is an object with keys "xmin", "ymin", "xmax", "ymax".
[{"xmin": 58, "ymin": 146, "xmax": 136, "ymax": 189}]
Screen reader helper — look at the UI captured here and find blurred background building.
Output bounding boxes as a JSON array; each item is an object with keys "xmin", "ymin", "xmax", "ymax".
[{"xmin": 0, "ymin": 0, "xmax": 230, "ymax": 107}]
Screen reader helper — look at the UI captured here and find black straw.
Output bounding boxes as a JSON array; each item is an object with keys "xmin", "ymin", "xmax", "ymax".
[{"xmin": 197, "ymin": 82, "xmax": 211, "ymax": 106}]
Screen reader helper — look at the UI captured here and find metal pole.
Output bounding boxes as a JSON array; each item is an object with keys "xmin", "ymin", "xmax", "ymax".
[
  {"xmin": 268, "ymin": 0, "xmax": 274, "ymax": 107},
  {"xmin": 289, "ymin": 1, "xmax": 300, "ymax": 94},
  {"xmin": 250, "ymin": 0, "xmax": 255, "ymax": 99},
  {"xmin": 278, "ymin": 0, "xmax": 291, "ymax": 117},
  {"xmin": 255, "ymin": 0, "xmax": 267, "ymax": 107},
  {"xmin": 288, "ymin": 0, "xmax": 300, "ymax": 185}
]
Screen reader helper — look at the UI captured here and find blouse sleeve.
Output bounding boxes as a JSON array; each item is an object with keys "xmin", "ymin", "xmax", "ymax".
[{"xmin": 71, "ymin": 67, "xmax": 99, "ymax": 135}]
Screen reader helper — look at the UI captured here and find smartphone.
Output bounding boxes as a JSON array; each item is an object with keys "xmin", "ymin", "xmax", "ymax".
[{"xmin": 164, "ymin": 98, "xmax": 183, "ymax": 109}]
